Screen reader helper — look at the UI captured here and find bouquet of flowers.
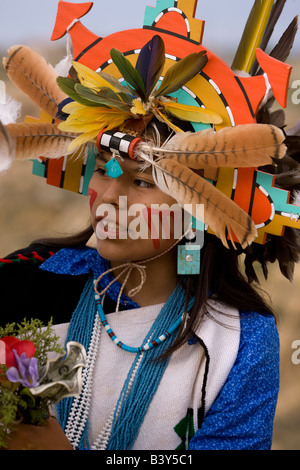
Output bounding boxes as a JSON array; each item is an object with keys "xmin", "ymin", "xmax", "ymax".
[{"xmin": 0, "ymin": 318, "xmax": 86, "ymax": 449}]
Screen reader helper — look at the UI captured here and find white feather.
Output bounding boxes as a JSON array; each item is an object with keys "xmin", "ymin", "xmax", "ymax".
[
  {"xmin": 0, "ymin": 122, "xmax": 16, "ymax": 172},
  {"xmin": 293, "ymin": 190, "xmax": 300, "ymax": 207},
  {"xmin": 0, "ymin": 94, "xmax": 22, "ymax": 125},
  {"xmin": 54, "ymin": 34, "xmax": 73, "ymax": 77}
]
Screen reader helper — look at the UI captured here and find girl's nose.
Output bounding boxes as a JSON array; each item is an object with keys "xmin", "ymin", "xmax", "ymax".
[{"xmin": 101, "ymin": 177, "xmax": 127, "ymax": 207}]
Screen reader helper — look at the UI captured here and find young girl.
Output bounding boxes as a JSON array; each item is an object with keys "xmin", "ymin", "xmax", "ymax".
[
  {"xmin": 1, "ymin": 0, "xmax": 300, "ymax": 451},
  {"xmin": 1, "ymin": 132, "xmax": 281, "ymax": 450}
]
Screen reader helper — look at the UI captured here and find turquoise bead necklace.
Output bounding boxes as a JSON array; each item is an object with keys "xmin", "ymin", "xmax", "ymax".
[{"xmin": 94, "ymin": 285, "xmax": 184, "ymax": 353}]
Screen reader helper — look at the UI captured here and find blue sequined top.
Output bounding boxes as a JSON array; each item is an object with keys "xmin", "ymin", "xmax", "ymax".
[{"xmin": 40, "ymin": 247, "xmax": 280, "ymax": 450}]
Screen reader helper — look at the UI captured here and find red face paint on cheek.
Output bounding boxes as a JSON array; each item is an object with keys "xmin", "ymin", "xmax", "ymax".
[
  {"xmin": 88, "ymin": 188, "xmax": 98, "ymax": 211},
  {"xmin": 142, "ymin": 207, "xmax": 176, "ymax": 250},
  {"xmin": 140, "ymin": 207, "xmax": 160, "ymax": 249}
]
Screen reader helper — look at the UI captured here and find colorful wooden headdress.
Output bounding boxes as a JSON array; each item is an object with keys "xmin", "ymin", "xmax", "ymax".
[{"xmin": 1, "ymin": 0, "xmax": 300, "ymax": 280}]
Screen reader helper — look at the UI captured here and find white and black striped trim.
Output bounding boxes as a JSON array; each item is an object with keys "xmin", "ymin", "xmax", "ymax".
[
  {"xmin": 277, "ymin": 210, "xmax": 300, "ymax": 223},
  {"xmin": 151, "ymin": 7, "xmax": 191, "ymax": 39},
  {"xmin": 97, "ymin": 131, "xmax": 141, "ymax": 159},
  {"xmin": 254, "ymin": 183, "xmax": 275, "ymax": 229}
]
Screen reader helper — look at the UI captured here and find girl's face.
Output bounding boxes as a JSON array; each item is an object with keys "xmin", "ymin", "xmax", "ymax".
[{"xmin": 89, "ymin": 152, "xmax": 181, "ymax": 264}]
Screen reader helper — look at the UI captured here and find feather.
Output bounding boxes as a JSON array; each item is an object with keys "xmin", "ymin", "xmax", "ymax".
[
  {"xmin": 0, "ymin": 94, "xmax": 21, "ymax": 125},
  {"xmin": 268, "ymin": 109, "xmax": 285, "ymax": 128},
  {"xmin": 74, "ymin": 84, "xmax": 131, "ymax": 112},
  {"xmin": 57, "ymin": 76, "xmax": 101, "ymax": 107},
  {"xmin": 154, "ymin": 158, "xmax": 257, "ymax": 249},
  {"xmin": 152, "ymin": 106, "xmax": 183, "ymax": 133},
  {"xmin": 72, "ymin": 61, "xmax": 122, "ymax": 93},
  {"xmin": 244, "ymin": 226, "xmax": 300, "ymax": 283},
  {"xmin": 287, "ymin": 120, "xmax": 300, "ymax": 137},
  {"xmin": 3, "ymin": 45, "xmax": 67, "ymax": 119},
  {"xmin": 293, "ymin": 190, "xmax": 300, "ymax": 207},
  {"xmin": 155, "ymin": 51, "xmax": 207, "ymax": 97},
  {"xmin": 231, "ymin": 0, "xmax": 275, "ymax": 73},
  {"xmin": 154, "ymin": 124, "xmax": 286, "ymax": 168},
  {"xmin": 267, "ymin": 16, "xmax": 298, "ymax": 63},
  {"xmin": 160, "ymin": 100, "xmax": 223, "ymax": 125},
  {"xmin": 110, "ymin": 48, "xmax": 146, "ymax": 99},
  {"xmin": 274, "ymin": 228, "xmax": 300, "ymax": 281},
  {"xmin": 250, "ymin": 0, "xmax": 287, "ymax": 74},
  {"xmin": 254, "ymin": 16, "xmax": 298, "ymax": 76},
  {"xmin": 244, "ymin": 243, "xmax": 269, "ymax": 283},
  {"xmin": 98, "ymin": 71, "xmax": 134, "ymax": 96},
  {"xmin": 135, "ymin": 35, "xmax": 165, "ymax": 99},
  {"xmin": 0, "ymin": 122, "xmax": 15, "ymax": 171},
  {"xmin": 275, "ymin": 170, "xmax": 300, "ymax": 191},
  {"xmin": 260, "ymin": 0, "xmax": 287, "ymax": 49},
  {"xmin": 58, "ymin": 104, "xmax": 132, "ymax": 152},
  {"xmin": 136, "ymin": 148, "xmax": 257, "ymax": 248},
  {"xmin": 0, "ymin": 122, "xmax": 77, "ymax": 165}
]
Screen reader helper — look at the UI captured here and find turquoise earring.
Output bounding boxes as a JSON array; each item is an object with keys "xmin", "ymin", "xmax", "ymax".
[
  {"xmin": 177, "ymin": 217, "xmax": 203, "ymax": 275},
  {"xmin": 104, "ymin": 156, "xmax": 123, "ymax": 178},
  {"xmin": 177, "ymin": 241, "xmax": 201, "ymax": 275}
]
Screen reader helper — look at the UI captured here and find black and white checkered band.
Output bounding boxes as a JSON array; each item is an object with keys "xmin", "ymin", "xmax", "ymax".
[{"xmin": 97, "ymin": 131, "xmax": 141, "ymax": 159}]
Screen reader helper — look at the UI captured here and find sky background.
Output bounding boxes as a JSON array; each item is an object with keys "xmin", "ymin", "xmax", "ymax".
[{"xmin": 0, "ymin": 0, "xmax": 299, "ymax": 60}]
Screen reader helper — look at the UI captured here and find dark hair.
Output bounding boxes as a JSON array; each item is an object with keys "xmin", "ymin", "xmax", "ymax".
[
  {"xmin": 33, "ymin": 226, "xmax": 274, "ymax": 358},
  {"xmin": 167, "ymin": 233, "xmax": 274, "ymax": 357}
]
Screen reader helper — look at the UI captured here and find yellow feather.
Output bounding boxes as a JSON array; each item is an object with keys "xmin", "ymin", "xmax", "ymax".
[
  {"xmin": 131, "ymin": 98, "xmax": 147, "ymax": 116},
  {"xmin": 67, "ymin": 130, "xmax": 99, "ymax": 153},
  {"xmin": 62, "ymin": 101, "xmax": 85, "ymax": 114},
  {"xmin": 61, "ymin": 106, "xmax": 111, "ymax": 124},
  {"xmin": 72, "ymin": 61, "xmax": 118, "ymax": 92},
  {"xmin": 160, "ymin": 100, "xmax": 223, "ymax": 124},
  {"xmin": 58, "ymin": 121, "xmax": 103, "ymax": 133},
  {"xmin": 153, "ymin": 107, "xmax": 183, "ymax": 133}
]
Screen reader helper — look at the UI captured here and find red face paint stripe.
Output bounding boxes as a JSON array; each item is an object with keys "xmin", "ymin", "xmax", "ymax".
[{"xmin": 88, "ymin": 188, "xmax": 98, "ymax": 210}]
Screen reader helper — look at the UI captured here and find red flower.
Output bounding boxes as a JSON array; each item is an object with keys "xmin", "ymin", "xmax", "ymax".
[{"xmin": 0, "ymin": 337, "xmax": 36, "ymax": 368}]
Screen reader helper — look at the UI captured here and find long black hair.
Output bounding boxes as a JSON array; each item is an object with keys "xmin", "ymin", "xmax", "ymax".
[{"xmin": 32, "ymin": 225, "xmax": 275, "ymax": 357}]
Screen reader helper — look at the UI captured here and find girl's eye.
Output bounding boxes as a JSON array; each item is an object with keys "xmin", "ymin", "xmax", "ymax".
[
  {"xmin": 134, "ymin": 178, "xmax": 155, "ymax": 188},
  {"xmin": 95, "ymin": 167, "xmax": 107, "ymax": 176}
]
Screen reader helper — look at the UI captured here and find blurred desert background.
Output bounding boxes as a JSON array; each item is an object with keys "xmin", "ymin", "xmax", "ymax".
[{"xmin": 0, "ymin": 35, "xmax": 300, "ymax": 451}]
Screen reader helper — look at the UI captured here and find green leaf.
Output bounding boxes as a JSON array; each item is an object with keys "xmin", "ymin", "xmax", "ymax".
[
  {"xmin": 155, "ymin": 51, "xmax": 208, "ymax": 97},
  {"xmin": 20, "ymin": 387, "xmax": 36, "ymax": 407},
  {"xmin": 57, "ymin": 77, "xmax": 101, "ymax": 107},
  {"xmin": 110, "ymin": 48, "xmax": 146, "ymax": 99}
]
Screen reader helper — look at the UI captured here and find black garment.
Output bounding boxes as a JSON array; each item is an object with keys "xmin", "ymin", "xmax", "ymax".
[
  {"xmin": 0, "ymin": 243, "xmax": 124, "ymax": 327},
  {"xmin": 0, "ymin": 243, "xmax": 88, "ymax": 326}
]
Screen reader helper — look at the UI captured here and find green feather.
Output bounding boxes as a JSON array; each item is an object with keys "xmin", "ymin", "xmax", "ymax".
[
  {"xmin": 98, "ymin": 71, "xmax": 136, "ymax": 97},
  {"xmin": 110, "ymin": 48, "xmax": 146, "ymax": 99},
  {"xmin": 155, "ymin": 51, "xmax": 208, "ymax": 97},
  {"xmin": 75, "ymin": 84, "xmax": 131, "ymax": 111},
  {"xmin": 57, "ymin": 77, "xmax": 101, "ymax": 107}
]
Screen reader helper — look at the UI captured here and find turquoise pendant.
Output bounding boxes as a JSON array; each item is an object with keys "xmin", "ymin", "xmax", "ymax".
[
  {"xmin": 177, "ymin": 244, "xmax": 201, "ymax": 275},
  {"xmin": 104, "ymin": 158, "xmax": 123, "ymax": 178}
]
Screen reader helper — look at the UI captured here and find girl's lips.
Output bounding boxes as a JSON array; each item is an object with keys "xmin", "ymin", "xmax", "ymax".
[{"xmin": 95, "ymin": 219, "xmax": 129, "ymax": 239}]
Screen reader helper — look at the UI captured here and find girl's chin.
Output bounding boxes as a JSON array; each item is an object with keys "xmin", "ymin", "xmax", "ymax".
[
  {"xmin": 94, "ymin": 236, "xmax": 176, "ymax": 264},
  {"xmin": 95, "ymin": 237, "xmax": 142, "ymax": 262}
]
